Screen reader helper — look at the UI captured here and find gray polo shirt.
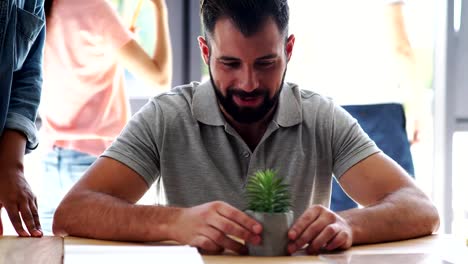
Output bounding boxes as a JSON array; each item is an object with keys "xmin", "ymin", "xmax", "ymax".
[{"xmin": 102, "ymin": 81, "xmax": 380, "ymax": 218}]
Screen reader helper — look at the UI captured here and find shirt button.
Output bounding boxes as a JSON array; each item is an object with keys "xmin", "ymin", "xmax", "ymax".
[{"xmin": 242, "ymin": 151, "xmax": 250, "ymax": 158}]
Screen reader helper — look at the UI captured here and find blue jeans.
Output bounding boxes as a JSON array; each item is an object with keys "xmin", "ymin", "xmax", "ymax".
[
  {"xmin": 39, "ymin": 147, "xmax": 97, "ymax": 233},
  {"xmin": 331, "ymin": 103, "xmax": 415, "ymax": 212}
]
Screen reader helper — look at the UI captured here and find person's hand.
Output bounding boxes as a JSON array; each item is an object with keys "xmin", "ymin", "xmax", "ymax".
[
  {"xmin": 287, "ymin": 205, "xmax": 352, "ymax": 255},
  {"xmin": 408, "ymin": 118, "xmax": 421, "ymax": 146},
  {"xmin": 0, "ymin": 173, "xmax": 42, "ymax": 237},
  {"xmin": 129, "ymin": 25, "xmax": 139, "ymax": 34},
  {"xmin": 150, "ymin": 0, "xmax": 167, "ymax": 11},
  {"xmin": 170, "ymin": 201, "xmax": 262, "ymax": 255},
  {"xmin": 0, "ymin": 130, "xmax": 42, "ymax": 237},
  {"xmin": 129, "ymin": 0, "xmax": 167, "ymax": 33},
  {"xmin": 150, "ymin": 0, "xmax": 166, "ymax": 5}
]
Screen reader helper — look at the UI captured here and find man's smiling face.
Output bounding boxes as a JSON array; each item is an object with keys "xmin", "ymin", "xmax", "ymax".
[{"xmin": 199, "ymin": 17, "xmax": 294, "ymax": 123}]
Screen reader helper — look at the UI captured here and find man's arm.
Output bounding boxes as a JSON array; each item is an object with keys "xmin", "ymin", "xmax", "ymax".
[
  {"xmin": 53, "ymin": 157, "xmax": 261, "ymax": 254},
  {"xmin": 53, "ymin": 156, "xmax": 169, "ymax": 241},
  {"xmin": 338, "ymin": 152, "xmax": 439, "ymax": 243},
  {"xmin": 117, "ymin": 0, "xmax": 172, "ymax": 89},
  {"xmin": 288, "ymin": 152, "xmax": 439, "ymax": 254}
]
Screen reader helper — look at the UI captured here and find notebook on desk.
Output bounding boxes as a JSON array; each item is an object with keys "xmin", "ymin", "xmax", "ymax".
[{"xmin": 65, "ymin": 244, "xmax": 204, "ymax": 264}]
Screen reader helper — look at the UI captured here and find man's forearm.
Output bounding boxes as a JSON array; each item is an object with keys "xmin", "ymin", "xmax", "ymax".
[
  {"xmin": 53, "ymin": 190, "xmax": 181, "ymax": 242},
  {"xmin": 339, "ymin": 187, "xmax": 439, "ymax": 245}
]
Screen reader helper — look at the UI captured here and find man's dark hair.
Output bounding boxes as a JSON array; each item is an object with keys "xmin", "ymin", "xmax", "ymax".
[{"xmin": 200, "ymin": 0, "xmax": 289, "ymax": 39}]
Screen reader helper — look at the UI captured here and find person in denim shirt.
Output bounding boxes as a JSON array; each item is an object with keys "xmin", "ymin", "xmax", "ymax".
[{"xmin": 0, "ymin": 0, "xmax": 45, "ymax": 237}]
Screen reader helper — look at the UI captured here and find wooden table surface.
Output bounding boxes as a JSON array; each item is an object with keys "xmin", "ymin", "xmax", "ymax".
[
  {"xmin": 1, "ymin": 234, "xmax": 467, "ymax": 264},
  {"xmin": 0, "ymin": 236, "xmax": 62, "ymax": 264}
]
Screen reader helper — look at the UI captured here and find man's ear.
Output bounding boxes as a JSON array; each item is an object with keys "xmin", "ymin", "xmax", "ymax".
[
  {"xmin": 285, "ymin": 34, "xmax": 295, "ymax": 62},
  {"xmin": 198, "ymin": 36, "xmax": 210, "ymax": 65}
]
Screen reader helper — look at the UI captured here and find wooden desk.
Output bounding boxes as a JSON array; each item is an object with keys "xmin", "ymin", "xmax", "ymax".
[
  {"xmin": 0, "ymin": 236, "xmax": 62, "ymax": 264},
  {"xmin": 1, "ymin": 234, "xmax": 467, "ymax": 264},
  {"xmin": 63, "ymin": 234, "xmax": 468, "ymax": 264}
]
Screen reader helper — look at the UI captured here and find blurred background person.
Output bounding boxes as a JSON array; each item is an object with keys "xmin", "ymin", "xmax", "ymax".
[
  {"xmin": 330, "ymin": 0, "xmax": 423, "ymax": 211},
  {"xmin": 285, "ymin": 0, "xmax": 424, "ymax": 211},
  {"xmin": 39, "ymin": 0, "xmax": 172, "ymax": 233}
]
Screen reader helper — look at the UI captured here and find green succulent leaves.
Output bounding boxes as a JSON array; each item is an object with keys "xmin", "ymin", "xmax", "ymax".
[{"xmin": 245, "ymin": 169, "xmax": 291, "ymax": 213}]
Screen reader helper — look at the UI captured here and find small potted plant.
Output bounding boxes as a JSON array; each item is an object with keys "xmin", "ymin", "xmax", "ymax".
[{"xmin": 245, "ymin": 169, "xmax": 293, "ymax": 256}]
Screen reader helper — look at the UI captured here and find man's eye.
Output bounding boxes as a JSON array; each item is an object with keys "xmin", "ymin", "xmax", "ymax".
[
  {"xmin": 223, "ymin": 62, "xmax": 240, "ymax": 68},
  {"xmin": 256, "ymin": 61, "xmax": 274, "ymax": 67}
]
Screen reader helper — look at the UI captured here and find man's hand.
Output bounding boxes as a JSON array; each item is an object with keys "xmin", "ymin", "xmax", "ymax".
[
  {"xmin": 170, "ymin": 201, "xmax": 262, "ymax": 255},
  {"xmin": 287, "ymin": 205, "xmax": 352, "ymax": 255},
  {"xmin": 0, "ymin": 130, "xmax": 42, "ymax": 237}
]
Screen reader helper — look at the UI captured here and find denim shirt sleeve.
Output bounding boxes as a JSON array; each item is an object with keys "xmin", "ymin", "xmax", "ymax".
[{"xmin": 5, "ymin": 3, "xmax": 45, "ymax": 152}]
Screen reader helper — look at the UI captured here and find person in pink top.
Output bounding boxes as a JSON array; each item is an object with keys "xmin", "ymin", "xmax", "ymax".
[{"xmin": 40, "ymin": 0, "xmax": 172, "ymax": 233}]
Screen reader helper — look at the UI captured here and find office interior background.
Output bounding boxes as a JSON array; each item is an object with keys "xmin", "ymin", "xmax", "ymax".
[{"xmin": 1, "ymin": 0, "xmax": 467, "ymax": 238}]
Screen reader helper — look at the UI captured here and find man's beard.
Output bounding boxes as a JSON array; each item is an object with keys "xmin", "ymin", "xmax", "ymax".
[{"xmin": 209, "ymin": 66, "xmax": 286, "ymax": 124}]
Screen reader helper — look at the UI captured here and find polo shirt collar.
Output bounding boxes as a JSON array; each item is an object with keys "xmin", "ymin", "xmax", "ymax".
[
  {"xmin": 192, "ymin": 81, "xmax": 302, "ymax": 127},
  {"xmin": 192, "ymin": 81, "xmax": 225, "ymax": 126},
  {"xmin": 274, "ymin": 82, "xmax": 302, "ymax": 127}
]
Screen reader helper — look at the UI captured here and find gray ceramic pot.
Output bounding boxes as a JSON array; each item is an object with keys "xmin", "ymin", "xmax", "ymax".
[{"xmin": 245, "ymin": 210, "xmax": 294, "ymax": 256}]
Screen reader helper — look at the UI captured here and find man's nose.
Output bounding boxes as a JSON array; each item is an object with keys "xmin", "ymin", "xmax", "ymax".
[{"xmin": 238, "ymin": 67, "xmax": 259, "ymax": 92}]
